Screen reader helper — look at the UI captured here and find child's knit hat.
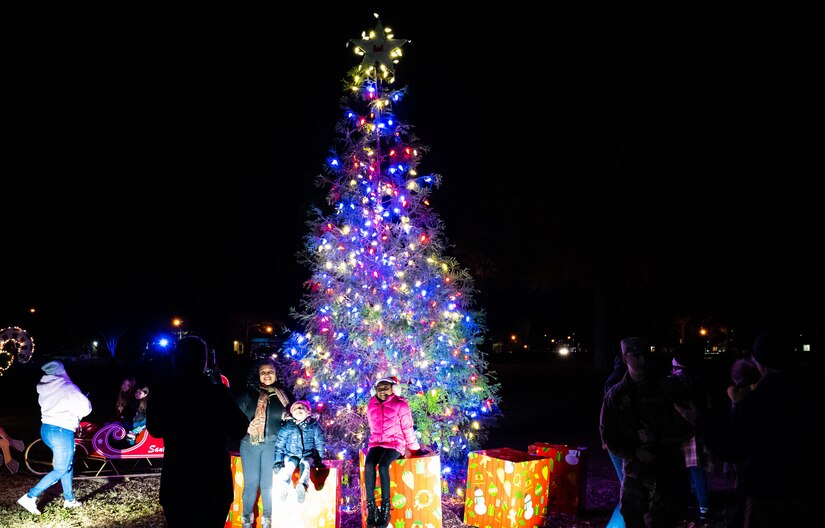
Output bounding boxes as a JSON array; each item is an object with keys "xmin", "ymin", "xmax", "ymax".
[
  {"xmin": 372, "ymin": 376, "xmax": 402, "ymax": 396},
  {"xmin": 290, "ymin": 400, "xmax": 311, "ymax": 415}
]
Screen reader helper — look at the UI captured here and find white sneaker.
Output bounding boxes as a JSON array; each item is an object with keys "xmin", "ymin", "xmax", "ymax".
[
  {"xmin": 64, "ymin": 498, "xmax": 82, "ymax": 509},
  {"xmin": 17, "ymin": 494, "xmax": 41, "ymax": 515}
]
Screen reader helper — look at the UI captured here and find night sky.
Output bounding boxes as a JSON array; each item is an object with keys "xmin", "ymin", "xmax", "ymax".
[{"xmin": 6, "ymin": 7, "xmax": 819, "ymax": 354}]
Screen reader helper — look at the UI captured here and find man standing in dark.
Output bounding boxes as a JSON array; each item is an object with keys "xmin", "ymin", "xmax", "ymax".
[
  {"xmin": 146, "ymin": 336, "xmax": 249, "ymax": 527},
  {"xmin": 600, "ymin": 337, "xmax": 694, "ymax": 528}
]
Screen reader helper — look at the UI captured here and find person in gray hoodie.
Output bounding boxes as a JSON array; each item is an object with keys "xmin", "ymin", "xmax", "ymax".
[{"xmin": 17, "ymin": 360, "xmax": 92, "ymax": 515}]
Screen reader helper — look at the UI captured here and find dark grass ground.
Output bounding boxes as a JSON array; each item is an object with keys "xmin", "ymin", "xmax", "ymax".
[{"xmin": 0, "ymin": 353, "xmax": 738, "ymax": 526}]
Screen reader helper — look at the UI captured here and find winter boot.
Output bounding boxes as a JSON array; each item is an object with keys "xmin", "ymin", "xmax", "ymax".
[
  {"xmin": 260, "ymin": 516, "xmax": 271, "ymax": 528},
  {"xmin": 376, "ymin": 502, "xmax": 391, "ymax": 527},
  {"xmin": 296, "ymin": 482, "xmax": 308, "ymax": 503},
  {"xmin": 366, "ymin": 499, "xmax": 379, "ymax": 527},
  {"xmin": 240, "ymin": 513, "xmax": 254, "ymax": 528}
]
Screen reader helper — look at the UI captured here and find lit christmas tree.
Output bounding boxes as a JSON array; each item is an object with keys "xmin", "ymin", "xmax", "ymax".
[{"xmin": 282, "ymin": 16, "xmax": 501, "ymax": 470}]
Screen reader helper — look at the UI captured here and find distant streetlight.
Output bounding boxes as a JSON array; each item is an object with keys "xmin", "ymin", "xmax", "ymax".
[
  {"xmin": 172, "ymin": 318, "xmax": 185, "ymax": 339},
  {"xmin": 245, "ymin": 323, "xmax": 275, "ymax": 354}
]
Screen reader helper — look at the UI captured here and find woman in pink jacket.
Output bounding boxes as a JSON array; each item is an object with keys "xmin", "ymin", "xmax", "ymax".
[{"xmin": 364, "ymin": 376, "xmax": 424, "ymax": 527}]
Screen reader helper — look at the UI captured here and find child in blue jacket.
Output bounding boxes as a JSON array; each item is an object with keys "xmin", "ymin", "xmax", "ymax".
[{"xmin": 273, "ymin": 400, "xmax": 325, "ymax": 503}]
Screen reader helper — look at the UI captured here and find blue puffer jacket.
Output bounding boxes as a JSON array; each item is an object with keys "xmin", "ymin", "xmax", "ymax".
[{"xmin": 273, "ymin": 416, "xmax": 325, "ymax": 462}]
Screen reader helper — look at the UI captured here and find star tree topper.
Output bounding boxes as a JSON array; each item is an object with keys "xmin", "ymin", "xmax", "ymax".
[{"xmin": 350, "ymin": 19, "xmax": 408, "ymax": 73}]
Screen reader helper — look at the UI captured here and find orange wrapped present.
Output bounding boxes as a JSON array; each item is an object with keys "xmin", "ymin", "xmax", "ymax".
[
  {"xmin": 226, "ymin": 453, "xmax": 263, "ymax": 528},
  {"xmin": 463, "ymin": 447, "xmax": 551, "ymax": 528},
  {"xmin": 359, "ymin": 449, "xmax": 442, "ymax": 528},
  {"xmin": 527, "ymin": 443, "xmax": 586, "ymax": 515}
]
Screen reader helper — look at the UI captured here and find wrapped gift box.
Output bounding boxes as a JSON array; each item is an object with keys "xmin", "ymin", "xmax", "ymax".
[
  {"xmin": 463, "ymin": 447, "xmax": 551, "ymax": 528},
  {"xmin": 226, "ymin": 453, "xmax": 263, "ymax": 528},
  {"xmin": 226, "ymin": 453, "xmax": 342, "ymax": 528},
  {"xmin": 359, "ymin": 449, "xmax": 442, "ymax": 528},
  {"xmin": 527, "ymin": 443, "xmax": 586, "ymax": 515}
]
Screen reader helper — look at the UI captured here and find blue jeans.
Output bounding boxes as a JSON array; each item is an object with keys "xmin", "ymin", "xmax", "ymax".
[
  {"xmin": 281, "ymin": 455, "xmax": 312, "ymax": 487},
  {"xmin": 27, "ymin": 424, "xmax": 76, "ymax": 501},
  {"xmin": 607, "ymin": 449, "xmax": 626, "ymax": 528},
  {"xmin": 239, "ymin": 439, "xmax": 276, "ymax": 516},
  {"xmin": 688, "ymin": 466, "xmax": 709, "ymax": 510}
]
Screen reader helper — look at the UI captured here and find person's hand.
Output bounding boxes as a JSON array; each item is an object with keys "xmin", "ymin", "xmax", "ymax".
[
  {"xmin": 635, "ymin": 446, "xmax": 656, "ymax": 463},
  {"xmin": 674, "ymin": 401, "xmax": 698, "ymax": 424},
  {"xmin": 637, "ymin": 428, "xmax": 655, "ymax": 444}
]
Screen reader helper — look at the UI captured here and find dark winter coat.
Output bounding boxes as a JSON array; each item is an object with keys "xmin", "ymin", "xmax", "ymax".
[
  {"xmin": 700, "ymin": 368, "xmax": 823, "ymax": 500},
  {"xmin": 236, "ymin": 387, "xmax": 290, "ymax": 443},
  {"xmin": 273, "ymin": 416, "xmax": 325, "ymax": 462},
  {"xmin": 600, "ymin": 371, "xmax": 694, "ymax": 480},
  {"xmin": 146, "ymin": 371, "xmax": 249, "ymax": 509}
]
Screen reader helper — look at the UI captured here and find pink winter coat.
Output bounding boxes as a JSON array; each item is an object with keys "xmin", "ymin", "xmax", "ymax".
[{"xmin": 367, "ymin": 394, "xmax": 421, "ymax": 456}]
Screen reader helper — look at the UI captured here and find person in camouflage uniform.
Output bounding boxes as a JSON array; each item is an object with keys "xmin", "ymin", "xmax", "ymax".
[{"xmin": 600, "ymin": 337, "xmax": 694, "ymax": 528}]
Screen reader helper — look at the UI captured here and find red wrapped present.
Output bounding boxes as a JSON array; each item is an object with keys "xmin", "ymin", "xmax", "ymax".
[
  {"xmin": 359, "ymin": 449, "xmax": 442, "ymax": 528},
  {"xmin": 463, "ymin": 447, "xmax": 551, "ymax": 528},
  {"xmin": 527, "ymin": 443, "xmax": 587, "ymax": 515}
]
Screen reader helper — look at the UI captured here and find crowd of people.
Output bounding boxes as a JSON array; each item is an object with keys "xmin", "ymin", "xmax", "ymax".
[
  {"xmin": 13, "ymin": 326, "xmax": 819, "ymax": 528},
  {"xmin": 15, "ymin": 335, "xmax": 424, "ymax": 528},
  {"xmin": 600, "ymin": 328, "xmax": 821, "ymax": 528}
]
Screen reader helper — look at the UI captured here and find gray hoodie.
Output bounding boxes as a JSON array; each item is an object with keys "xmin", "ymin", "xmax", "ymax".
[{"xmin": 37, "ymin": 370, "xmax": 92, "ymax": 431}]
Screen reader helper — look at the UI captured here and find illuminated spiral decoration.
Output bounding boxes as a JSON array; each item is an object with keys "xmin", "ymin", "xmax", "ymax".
[{"xmin": 0, "ymin": 326, "xmax": 35, "ymax": 376}]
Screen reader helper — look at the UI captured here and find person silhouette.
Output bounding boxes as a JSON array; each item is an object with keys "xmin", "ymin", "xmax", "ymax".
[{"xmin": 146, "ymin": 336, "xmax": 249, "ymax": 527}]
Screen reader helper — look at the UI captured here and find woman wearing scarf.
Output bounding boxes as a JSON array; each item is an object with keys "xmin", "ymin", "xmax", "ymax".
[{"xmin": 235, "ymin": 358, "xmax": 291, "ymax": 528}]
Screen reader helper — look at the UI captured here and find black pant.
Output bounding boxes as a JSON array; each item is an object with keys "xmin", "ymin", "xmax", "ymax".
[{"xmin": 364, "ymin": 446, "xmax": 402, "ymax": 505}]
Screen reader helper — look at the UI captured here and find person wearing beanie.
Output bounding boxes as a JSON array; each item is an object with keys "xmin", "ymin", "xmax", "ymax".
[
  {"xmin": 723, "ymin": 356, "xmax": 761, "ymax": 528},
  {"xmin": 364, "ymin": 374, "xmax": 426, "ymax": 527},
  {"xmin": 17, "ymin": 361, "xmax": 92, "ymax": 515},
  {"xmin": 727, "ymin": 358, "xmax": 761, "ymax": 404},
  {"xmin": 272, "ymin": 399, "xmax": 325, "ymax": 504},
  {"xmin": 235, "ymin": 358, "xmax": 291, "ymax": 528}
]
